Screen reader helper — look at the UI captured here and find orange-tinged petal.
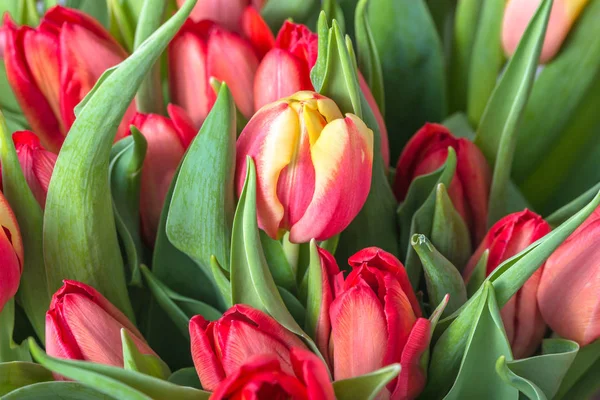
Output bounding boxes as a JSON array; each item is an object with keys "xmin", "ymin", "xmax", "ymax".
[{"xmin": 241, "ymin": 6, "xmax": 274, "ymax": 59}]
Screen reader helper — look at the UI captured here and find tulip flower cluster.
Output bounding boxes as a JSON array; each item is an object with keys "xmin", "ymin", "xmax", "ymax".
[{"xmin": 0, "ymin": 0, "xmax": 599, "ymax": 399}]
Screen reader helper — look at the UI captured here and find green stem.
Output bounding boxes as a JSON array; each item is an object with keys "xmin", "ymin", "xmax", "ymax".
[{"xmin": 282, "ymin": 232, "xmax": 300, "ymax": 279}]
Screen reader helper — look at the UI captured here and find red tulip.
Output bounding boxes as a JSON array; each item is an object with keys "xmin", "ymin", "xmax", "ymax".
[
  {"xmin": 211, "ymin": 349, "xmax": 335, "ymax": 400},
  {"xmin": 168, "ymin": 17, "xmax": 267, "ymax": 128},
  {"xmin": 176, "ymin": 0, "xmax": 266, "ymax": 31},
  {"xmin": 12, "ymin": 131, "xmax": 56, "ymax": 209},
  {"xmin": 236, "ymin": 91, "xmax": 373, "ymax": 243},
  {"xmin": 502, "ymin": 0, "xmax": 591, "ymax": 64},
  {"xmin": 393, "ymin": 123, "xmax": 491, "ymax": 244},
  {"xmin": 130, "ymin": 104, "xmax": 197, "ymax": 245},
  {"xmin": 46, "ymin": 280, "xmax": 156, "ymax": 367},
  {"xmin": 0, "ymin": 191, "xmax": 23, "ymax": 312},
  {"xmin": 538, "ymin": 206, "xmax": 600, "ymax": 346},
  {"xmin": 2, "ymin": 7, "xmax": 135, "ymax": 153},
  {"xmin": 189, "ymin": 304, "xmax": 308, "ymax": 391},
  {"xmin": 464, "ymin": 210, "xmax": 551, "ymax": 358},
  {"xmin": 253, "ymin": 21, "xmax": 390, "ymax": 166},
  {"xmin": 330, "ymin": 247, "xmax": 430, "ymax": 400}
]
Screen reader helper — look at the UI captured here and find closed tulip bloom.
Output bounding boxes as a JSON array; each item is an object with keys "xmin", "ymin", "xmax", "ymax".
[
  {"xmin": 538, "ymin": 206, "xmax": 600, "ymax": 346},
  {"xmin": 2, "ymin": 7, "xmax": 135, "ymax": 153},
  {"xmin": 236, "ymin": 91, "xmax": 373, "ymax": 243},
  {"xmin": 46, "ymin": 280, "xmax": 156, "ymax": 366},
  {"xmin": 393, "ymin": 123, "xmax": 491, "ymax": 244},
  {"xmin": 168, "ymin": 18, "xmax": 264, "ymax": 128},
  {"xmin": 464, "ymin": 210, "xmax": 551, "ymax": 358},
  {"xmin": 130, "ymin": 104, "xmax": 197, "ymax": 245},
  {"xmin": 330, "ymin": 247, "xmax": 430, "ymax": 399},
  {"xmin": 177, "ymin": 0, "xmax": 265, "ymax": 31},
  {"xmin": 189, "ymin": 305, "xmax": 308, "ymax": 391},
  {"xmin": 502, "ymin": 0, "xmax": 591, "ymax": 64},
  {"xmin": 0, "ymin": 192, "xmax": 23, "ymax": 312},
  {"xmin": 211, "ymin": 349, "xmax": 335, "ymax": 400}
]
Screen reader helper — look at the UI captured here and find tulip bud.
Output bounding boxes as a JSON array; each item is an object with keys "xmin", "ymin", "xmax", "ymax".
[
  {"xmin": 2, "ymin": 7, "xmax": 135, "ymax": 153},
  {"xmin": 130, "ymin": 104, "xmax": 197, "ymax": 245},
  {"xmin": 538, "ymin": 206, "xmax": 600, "ymax": 346},
  {"xmin": 0, "ymin": 192, "xmax": 23, "ymax": 312},
  {"xmin": 464, "ymin": 210, "xmax": 551, "ymax": 358},
  {"xmin": 236, "ymin": 91, "xmax": 374, "ymax": 243},
  {"xmin": 330, "ymin": 247, "xmax": 430, "ymax": 399},
  {"xmin": 168, "ymin": 18, "xmax": 262, "ymax": 128},
  {"xmin": 393, "ymin": 123, "xmax": 491, "ymax": 244},
  {"xmin": 45, "ymin": 280, "xmax": 157, "ymax": 367},
  {"xmin": 210, "ymin": 349, "xmax": 335, "ymax": 400},
  {"xmin": 12, "ymin": 131, "xmax": 56, "ymax": 209},
  {"xmin": 189, "ymin": 304, "xmax": 308, "ymax": 391},
  {"xmin": 502, "ymin": 0, "xmax": 591, "ymax": 64},
  {"xmin": 177, "ymin": 0, "xmax": 265, "ymax": 31}
]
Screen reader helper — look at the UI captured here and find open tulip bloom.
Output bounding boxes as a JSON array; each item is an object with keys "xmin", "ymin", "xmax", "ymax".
[{"xmin": 0, "ymin": 0, "xmax": 600, "ymax": 399}]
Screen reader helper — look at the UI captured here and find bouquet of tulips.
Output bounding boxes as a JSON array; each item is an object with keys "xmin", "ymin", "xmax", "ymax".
[{"xmin": 0, "ymin": 0, "xmax": 599, "ymax": 398}]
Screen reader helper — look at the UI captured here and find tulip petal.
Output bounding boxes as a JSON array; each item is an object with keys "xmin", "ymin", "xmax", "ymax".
[
  {"xmin": 241, "ymin": 6, "xmax": 275, "ymax": 59},
  {"xmin": 179, "ymin": 0, "xmax": 247, "ymax": 31},
  {"xmin": 393, "ymin": 318, "xmax": 430, "ymax": 400},
  {"xmin": 190, "ymin": 315, "xmax": 226, "ymax": 391},
  {"xmin": 291, "ymin": 348, "xmax": 336, "ymax": 400},
  {"xmin": 383, "ymin": 274, "xmax": 417, "ymax": 369},
  {"xmin": 166, "ymin": 104, "xmax": 198, "ymax": 148},
  {"xmin": 0, "ymin": 191, "xmax": 24, "ymax": 264}
]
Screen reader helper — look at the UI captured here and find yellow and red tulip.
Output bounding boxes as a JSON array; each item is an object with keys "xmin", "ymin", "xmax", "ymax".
[
  {"xmin": 235, "ymin": 91, "xmax": 374, "ymax": 243},
  {"xmin": 0, "ymin": 192, "xmax": 23, "ymax": 312}
]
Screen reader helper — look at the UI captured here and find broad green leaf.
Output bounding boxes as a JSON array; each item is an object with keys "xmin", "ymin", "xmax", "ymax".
[
  {"xmin": 304, "ymin": 240, "xmax": 325, "ymax": 350},
  {"xmin": 261, "ymin": 0, "xmax": 320, "ymax": 32},
  {"xmin": 332, "ymin": 364, "xmax": 401, "ymax": 400},
  {"xmin": 0, "ymin": 362, "xmax": 52, "ymax": 396},
  {"xmin": 29, "ymin": 339, "xmax": 211, "ymax": 400},
  {"xmin": 134, "ymin": 0, "xmax": 167, "ymax": 114},
  {"xmin": 210, "ymin": 256, "xmax": 232, "ymax": 307},
  {"xmin": 121, "ymin": 329, "xmax": 170, "ymax": 380},
  {"xmin": 496, "ymin": 339, "xmax": 579, "ymax": 400},
  {"xmin": 0, "ymin": 112, "xmax": 48, "ymax": 340},
  {"xmin": 355, "ymin": 0, "xmax": 385, "ymax": 113},
  {"xmin": 442, "ymin": 112, "xmax": 475, "ymax": 139},
  {"xmin": 260, "ymin": 231, "xmax": 297, "ymax": 295},
  {"xmin": 555, "ymin": 339, "xmax": 600, "ymax": 399},
  {"xmin": 442, "ymin": 282, "xmax": 517, "ymax": 400},
  {"xmin": 411, "ymin": 234, "xmax": 467, "ymax": 317},
  {"xmin": 43, "ymin": 0, "xmax": 198, "ymax": 319},
  {"xmin": 167, "ymin": 84, "xmax": 235, "ymax": 310},
  {"xmin": 397, "ymin": 148, "xmax": 456, "ymax": 288},
  {"xmin": 230, "ymin": 157, "xmax": 321, "ymax": 355},
  {"xmin": 367, "ymin": 0, "xmax": 445, "ymax": 161},
  {"xmin": 466, "ymin": 249, "xmax": 488, "ymax": 298},
  {"xmin": 3, "ymin": 381, "xmax": 110, "ymax": 400},
  {"xmin": 108, "ymin": 0, "xmax": 136, "ymax": 51},
  {"xmin": 278, "ymin": 286, "xmax": 306, "ymax": 326},
  {"xmin": 0, "ymin": 299, "xmax": 31, "ymax": 363},
  {"xmin": 167, "ymin": 368, "xmax": 201, "ymax": 390},
  {"xmin": 546, "ymin": 181, "xmax": 600, "ymax": 227},
  {"xmin": 473, "ymin": 0, "xmax": 552, "ymax": 226},
  {"xmin": 555, "ymin": 358, "xmax": 600, "ymax": 400},
  {"xmin": 323, "ymin": 0, "xmax": 346, "ymax": 33}
]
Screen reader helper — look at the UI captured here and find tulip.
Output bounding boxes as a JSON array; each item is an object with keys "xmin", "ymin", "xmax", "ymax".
[
  {"xmin": 2, "ymin": 7, "xmax": 135, "ymax": 153},
  {"xmin": 236, "ymin": 91, "xmax": 373, "ymax": 243},
  {"xmin": 330, "ymin": 247, "xmax": 430, "ymax": 399},
  {"xmin": 177, "ymin": 0, "xmax": 265, "ymax": 31},
  {"xmin": 0, "ymin": 191, "xmax": 23, "ymax": 312},
  {"xmin": 189, "ymin": 304, "xmax": 308, "ymax": 391},
  {"xmin": 393, "ymin": 123, "xmax": 491, "ymax": 244},
  {"xmin": 46, "ymin": 280, "xmax": 156, "ymax": 366},
  {"xmin": 12, "ymin": 131, "xmax": 56, "ymax": 209},
  {"xmin": 130, "ymin": 104, "xmax": 197, "ymax": 245},
  {"xmin": 254, "ymin": 21, "xmax": 390, "ymax": 166},
  {"xmin": 502, "ymin": 0, "xmax": 591, "ymax": 64},
  {"xmin": 538, "ymin": 206, "xmax": 600, "ymax": 346},
  {"xmin": 463, "ymin": 210, "xmax": 551, "ymax": 358},
  {"xmin": 210, "ymin": 349, "xmax": 335, "ymax": 400},
  {"xmin": 168, "ymin": 17, "xmax": 266, "ymax": 128}
]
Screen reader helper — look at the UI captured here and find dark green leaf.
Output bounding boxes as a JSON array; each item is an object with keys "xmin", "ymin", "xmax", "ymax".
[
  {"xmin": 260, "ymin": 231, "xmax": 297, "ymax": 294},
  {"xmin": 0, "ymin": 299, "xmax": 31, "ymax": 363},
  {"xmin": 332, "ymin": 364, "xmax": 401, "ymax": 400},
  {"xmin": 3, "ymin": 381, "xmax": 111, "ymax": 400},
  {"xmin": 546, "ymin": 182, "xmax": 600, "ymax": 227},
  {"xmin": 167, "ymin": 368, "xmax": 201, "ymax": 390},
  {"xmin": 261, "ymin": 0, "xmax": 320, "ymax": 32},
  {"xmin": 555, "ymin": 339, "xmax": 600, "ymax": 399},
  {"xmin": 466, "ymin": 249, "xmax": 488, "ymax": 297},
  {"xmin": 0, "ymin": 362, "xmax": 52, "ymax": 396},
  {"xmin": 278, "ymin": 286, "xmax": 306, "ymax": 327}
]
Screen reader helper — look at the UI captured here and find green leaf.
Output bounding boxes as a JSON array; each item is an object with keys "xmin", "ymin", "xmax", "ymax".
[
  {"xmin": 43, "ymin": 0, "xmax": 198, "ymax": 319},
  {"xmin": 2, "ymin": 381, "xmax": 111, "ymax": 400},
  {"xmin": 0, "ymin": 299, "xmax": 31, "ymax": 363},
  {"xmin": 261, "ymin": 0, "xmax": 320, "ymax": 32},
  {"xmin": 322, "ymin": 0, "xmax": 346, "ymax": 33},
  {"xmin": 61, "ymin": 0, "xmax": 110, "ymax": 28},
  {"xmin": 367, "ymin": 0, "xmax": 446, "ymax": 161},
  {"xmin": 466, "ymin": 0, "xmax": 505, "ymax": 127},
  {"xmin": 278, "ymin": 286, "xmax": 306, "ymax": 326},
  {"xmin": 304, "ymin": 240, "xmax": 325, "ymax": 350},
  {"xmin": 332, "ymin": 364, "xmax": 401, "ymax": 400},
  {"xmin": 397, "ymin": 148, "xmax": 456, "ymax": 288},
  {"xmin": 546, "ymin": 182, "xmax": 600, "ymax": 227},
  {"xmin": 411, "ymin": 234, "xmax": 467, "ymax": 317},
  {"xmin": 108, "ymin": 0, "xmax": 136, "ymax": 52},
  {"xmin": 441, "ymin": 282, "xmax": 517, "ymax": 400},
  {"xmin": 354, "ymin": 0, "xmax": 385, "ymax": 113},
  {"xmin": 0, "ymin": 112, "xmax": 48, "ymax": 340},
  {"xmin": 496, "ymin": 339, "xmax": 579, "ymax": 400},
  {"xmin": 167, "ymin": 368, "xmax": 201, "ymax": 390},
  {"xmin": 260, "ymin": 231, "xmax": 297, "ymax": 295},
  {"xmin": 0, "ymin": 362, "xmax": 52, "ymax": 396},
  {"xmin": 29, "ymin": 339, "xmax": 211, "ymax": 400},
  {"xmin": 473, "ymin": 0, "xmax": 552, "ymax": 226},
  {"xmin": 210, "ymin": 256, "xmax": 232, "ymax": 307},
  {"xmin": 167, "ymin": 84, "xmax": 236, "ymax": 310},
  {"xmin": 555, "ymin": 339, "xmax": 600, "ymax": 399},
  {"xmin": 466, "ymin": 249, "xmax": 488, "ymax": 297},
  {"xmin": 121, "ymin": 329, "xmax": 170, "ymax": 380},
  {"xmin": 230, "ymin": 157, "xmax": 321, "ymax": 355},
  {"xmin": 430, "ymin": 183, "xmax": 472, "ymax": 271}
]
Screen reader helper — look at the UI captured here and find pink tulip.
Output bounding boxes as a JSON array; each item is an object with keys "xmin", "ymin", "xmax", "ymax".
[
  {"xmin": 538, "ymin": 206, "xmax": 600, "ymax": 346},
  {"xmin": 0, "ymin": 192, "xmax": 23, "ymax": 312},
  {"xmin": 130, "ymin": 104, "xmax": 197, "ymax": 245},
  {"xmin": 46, "ymin": 280, "xmax": 156, "ymax": 367},
  {"xmin": 464, "ymin": 210, "xmax": 551, "ymax": 358},
  {"xmin": 176, "ymin": 0, "xmax": 266, "ymax": 31},
  {"xmin": 236, "ymin": 91, "xmax": 373, "ymax": 243}
]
